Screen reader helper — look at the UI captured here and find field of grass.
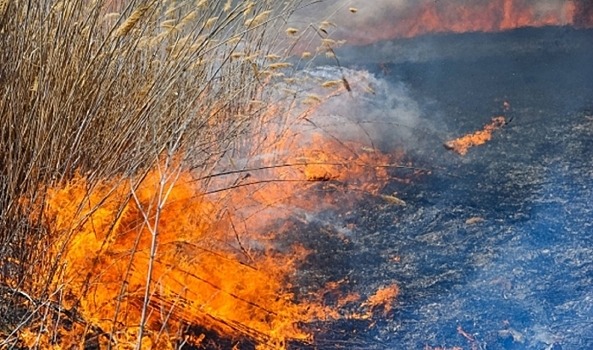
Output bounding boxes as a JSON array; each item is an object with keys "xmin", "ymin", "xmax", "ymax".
[{"xmin": 0, "ymin": 0, "xmax": 332, "ymax": 348}]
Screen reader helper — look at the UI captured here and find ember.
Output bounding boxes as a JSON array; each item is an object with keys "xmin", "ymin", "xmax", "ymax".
[{"xmin": 362, "ymin": 284, "xmax": 400, "ymax": 316}]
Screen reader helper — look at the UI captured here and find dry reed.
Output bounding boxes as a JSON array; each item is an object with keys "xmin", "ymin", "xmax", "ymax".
[
  {"xmin": 0, "ymin": 0, "xmax": 314, "ymax": 348},
  {"xmin": 115, "ymin": 4, "xmax": 151, "ymax": 37}
]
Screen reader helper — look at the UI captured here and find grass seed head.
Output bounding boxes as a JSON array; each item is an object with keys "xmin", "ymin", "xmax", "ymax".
[
  {"xmin": 196, "ymin": 0, "xmax": 207, "ymax": 9},
  {"xmin": 242, "ymin": 1, "xmax": 256, "ymax": 16},
  {"xmin": 102, "ymin": 12, "xmax": 120, "ymax": 24},
  {"xmin": 205, "ymin": 16, "xmax": 218, "ymax": 29},
  {"xmin": 321, "ymin": 80, "xmax": 342, "ymax": 89},
  {"xmin": 245, "ymin": 10, "xmax": 271, "ymax": 27},
  {"xmin": 179, "ymin": 11, "xmax": 198, "ymax": 29},
  {"xmin": 265, "ymin": 53, "xmax": 282, "ymax": 60},
  {"xmin": 0, "ymin": 0, "xmax": 8, "ymax": 16},
  {"xmin": 223, "ymin": 0, "xmax": 232, "ymax": 12},
  {"xmin": 231, "ymin": 51, "xmax": 244, "ymax": 59},
  {"xmin": 267, "ymin": 62, "xmax": 292, "ymax": 70},
  {"xmin": 115, "ymin": 5, "xmax": 150, "ymax": 38}
]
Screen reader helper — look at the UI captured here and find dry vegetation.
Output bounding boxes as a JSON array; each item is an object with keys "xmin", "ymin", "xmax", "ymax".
[{"xmin": 0, "ymin": 0, "xmax": 325, "ymax": 348}]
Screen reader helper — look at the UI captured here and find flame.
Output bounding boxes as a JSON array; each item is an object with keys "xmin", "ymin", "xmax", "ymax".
[
  {"xmin": 12, "ymin": 63, "xmax": 417, "ymax": 348},
  {"xmin": 34, "ymin": 149, "xmax": 396, "ymax": 347},
  {"xmin": 361, "ymin": 284, "xmax": 400, "ymax": 317},
  {"xmin": 37, "ymin": 168, "xmax": 316, "ymax": 347},
  {"xmin": 337, "ymin": 0, "xmax": 592, "ymax": 45},
  {"xmin": 13, "ymin": 0, "xmax": 591, "ymax": 347},
  {"xmin": 444, "ymin": 116, "xmax": 506, "ymax": 155},
  {"xmin": 210, "ymin": 73, "xmax": 402, "ymax": 233},
  {"xmin": 24, "ymin": 85, "xmax": 404, "ymax": 348}
]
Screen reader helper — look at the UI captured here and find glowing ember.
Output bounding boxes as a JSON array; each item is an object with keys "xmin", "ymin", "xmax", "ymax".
[
  {"xmin": 444, "ymin": 116, "xmax": 506, "ymax": 155},
  {"xmin": 361, "ymin": 284, "xmax": 400, "ymax": 316}
]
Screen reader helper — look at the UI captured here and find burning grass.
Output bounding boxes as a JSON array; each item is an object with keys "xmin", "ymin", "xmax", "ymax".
[
  {"xmin": 17, "ymin": 139, "xmax": 400, "ymax": 348},
  {"xmin": 33, "ymin": 168, "xmax": 314, "ymax": 348},
  {"xmin": 444, "ymin": 116, "xmax": 506, "ymax": 155},
  {"xmin": 0, "ymin": 1, "xmax": 405, "ymax": 347},
  {"xmin": 315, "ymin": 0, "xmax": 593, "ymax": 46},
  {"xmin": 0, "ymin": 0, "xmax": 341, "ymax": 348},
  {"xmin": 13, "ymin": 134, "xmax": 400, "ymax": 348}
]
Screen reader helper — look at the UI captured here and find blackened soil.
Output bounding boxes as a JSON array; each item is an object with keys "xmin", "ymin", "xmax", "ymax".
[{"xmin": 292, "ymin": 27, "xmax": 593, "ymax": 349}]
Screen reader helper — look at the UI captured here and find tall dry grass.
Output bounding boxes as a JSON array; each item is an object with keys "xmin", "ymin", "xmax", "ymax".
[{"xmin": 0, "ymin": 0, "xmax": 320, "ymax": 347}]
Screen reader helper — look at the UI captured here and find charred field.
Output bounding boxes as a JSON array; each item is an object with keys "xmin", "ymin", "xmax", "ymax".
[
  {"xmin": 289, "ymin": 26, "xmax": 593, "ymax": 349},
  {"xmin": 2, "ymin": 2, "xmax": 593, "ymax": 347}
]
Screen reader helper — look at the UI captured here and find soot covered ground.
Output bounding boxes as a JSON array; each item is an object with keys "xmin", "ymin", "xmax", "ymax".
[{"xmin": 293, "ymin": 27, "xmax": 593, "ymax": 349}]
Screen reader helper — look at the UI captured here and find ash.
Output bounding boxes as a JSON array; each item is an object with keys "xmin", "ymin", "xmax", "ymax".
[{"xmin": 292, "ymin": 27, "xmax": 593, "ymax": 349}]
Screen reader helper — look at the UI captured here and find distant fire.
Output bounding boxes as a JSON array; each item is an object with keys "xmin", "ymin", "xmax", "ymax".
[
  {"xmin": 574, "ymin": 0, "xmax": 593, "ymax": 27},
  {"xmin": 333, "ymin": 0, "xmax": 592, "ymax": 45}
]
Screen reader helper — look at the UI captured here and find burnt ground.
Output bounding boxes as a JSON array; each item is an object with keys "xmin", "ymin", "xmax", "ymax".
[
  {"xmin": 290, "ymin": 27, "xmax": 593, "ymax": 349},
  {"xmin": 4, "ymin": 27, "xmax": 590, "ymax": 350}
]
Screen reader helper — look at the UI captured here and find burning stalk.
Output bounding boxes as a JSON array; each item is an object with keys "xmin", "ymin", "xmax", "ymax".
[
  {"xmin": 1, "ymin": 0, "xmax": 353, "ymax": 348},
  {"xmin": 131, "ymin": 154, "xmax": 183, "ymax": 349},
  {"xmin": 444, "ymin": 116, "xmax": 507, "ymax": 155}
]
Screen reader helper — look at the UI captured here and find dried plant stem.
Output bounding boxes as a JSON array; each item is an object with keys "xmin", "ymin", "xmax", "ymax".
[
  {"xmin": 0, "ymin": 0, "xmax": 319, "ymax": 348},
  {"xmin": 115, "ymin": 4, "xmax": 151, "ymax": 38}
]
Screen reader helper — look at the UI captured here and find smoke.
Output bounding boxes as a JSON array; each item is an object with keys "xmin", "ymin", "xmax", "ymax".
[
  {"xmin": 574, "ymin": 0, "xmax": 593, "ymax": 27},
  {"xmin": 286, "ymin": 66, "xmax": 427, "ymax": 152}
]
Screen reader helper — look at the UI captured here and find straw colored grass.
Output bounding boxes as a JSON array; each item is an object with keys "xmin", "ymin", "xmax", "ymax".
[{"xmin": 0, "ymin": 0, "xmax": 314, "ymax": 348}]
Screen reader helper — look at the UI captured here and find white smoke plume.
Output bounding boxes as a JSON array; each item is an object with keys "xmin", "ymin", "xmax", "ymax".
[{"xmin": 286, "ymin": 66, "xmax": 427, "ymax": 151}]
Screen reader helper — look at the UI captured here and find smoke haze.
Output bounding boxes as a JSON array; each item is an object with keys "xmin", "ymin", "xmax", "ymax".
[{"xmin": 279, "ymin": 66, "xmax": 434, "ymax": 156}]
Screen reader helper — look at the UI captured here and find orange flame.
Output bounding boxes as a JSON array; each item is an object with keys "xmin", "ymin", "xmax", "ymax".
[
  {"xmin": 444, "ymin": 116, "xmax": 506, "ymax": 155},
  {"xmin": 338, "ymin": 0, "xmax": 591, "ymax": 45},
  {"xmin": 31, "ymin": 132, "xmax": 398, "ymax": 347},
  {"xmin": 22, "ymin": 69, "xmax": 409, "ymax": 348},
  {"xmin": 362, "ymin": 284, "xmax": 400, "ymax": 317},
  {"xmin": 35, "ymin": 141, "xmax": 398, "ymax": 346},
  {"xmin": 38, "ymin": 169, "xmax": 316, "ymax": 347}
]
